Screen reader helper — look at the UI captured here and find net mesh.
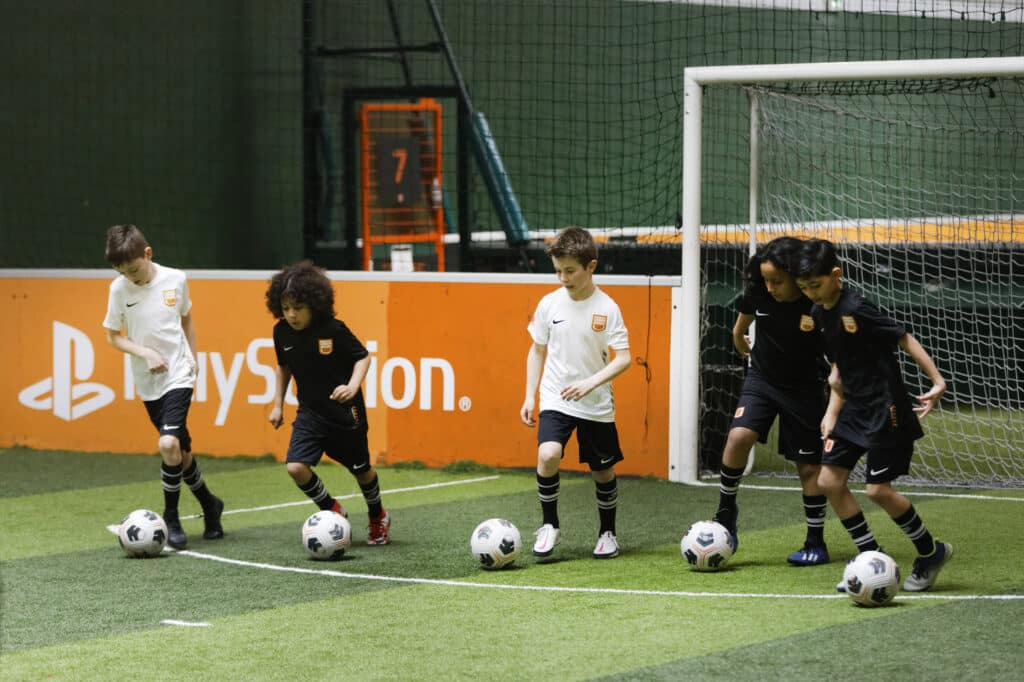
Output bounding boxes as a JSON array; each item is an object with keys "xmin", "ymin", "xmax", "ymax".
[{"xmin": 698, "ymin": 75, "xmax": 1024, "ymax": 487}]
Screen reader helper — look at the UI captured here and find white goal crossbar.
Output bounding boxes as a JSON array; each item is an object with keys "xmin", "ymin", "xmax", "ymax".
[{"xmin": 670, "ymin": 56, "xmax": 1024, "ymax": 484}]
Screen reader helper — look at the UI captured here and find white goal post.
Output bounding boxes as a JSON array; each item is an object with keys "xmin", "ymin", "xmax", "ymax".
[{"xmin": 670, "ymin": 56, "xmax": 1024, "ymax": 485}]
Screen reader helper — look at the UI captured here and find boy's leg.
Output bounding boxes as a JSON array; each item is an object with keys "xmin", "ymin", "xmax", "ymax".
[
  {"xmin": 181, "ymin": 451, "xmax": 224, "ymax": 540},
  {"xmin": 289, "ymin": 462, "xmax": 343, "ymax": 514},
  {"xmin": 158, "ymin": 434, "xmax": 187, "ymax": 549},
  {"xmin": 356, "ymin": 467, "xmax": 390, "ymax": 546},
  {"xmin": 714, "ymin": 427, "xmax": 759, "ymax": 536},
  {"xmin": 534, "ymin": 441, "xmax": 563, "ymax": 557},
  {"xmin": 591, "ymin": 466, "xmax": 619, "ymax": 558},
  {"xmin": 867, "ymin": 480, "xmax": 952, "ymax": 592},
  {"xmin": 786, "ymin": 462, "xmax": 829, "ymax": 566},
  {"xmin": 820, "ymin": 464, "xmax": 880, "ymax": 553}
]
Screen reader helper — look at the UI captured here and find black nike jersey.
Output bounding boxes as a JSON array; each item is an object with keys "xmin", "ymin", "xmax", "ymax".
[
  {"xmin": 273, "ymin": 318, "xmax": 370, "ymax": 429},
  {"xmin": 811, "ymin": 287, "xmax": 923, "ymax": 447},
  {"xmin": 739, "ymin": 292, "xmax": 827, "ymax": 391}
]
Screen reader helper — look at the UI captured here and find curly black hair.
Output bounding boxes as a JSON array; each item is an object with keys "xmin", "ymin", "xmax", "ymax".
[
  {"xmin": 742, "ymin": 236, "xmax": 804, "ymax": 299},
  {"xmin": 265, "ymin": 260, "xmax": 335, "ymax": 321}
]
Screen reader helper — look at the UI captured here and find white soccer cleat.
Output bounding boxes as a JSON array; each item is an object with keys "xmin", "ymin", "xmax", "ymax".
[
  {"xmin": 592, "ymin": 531, "xmax": 620, "ymax": 559},
  {"xmin": 532, "ymin": 523, "xmax": 561, "ymax": 558}
]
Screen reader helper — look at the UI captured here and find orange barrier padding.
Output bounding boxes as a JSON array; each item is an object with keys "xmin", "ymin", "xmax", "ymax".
[{"xmin": 2, "ymin": 276, "xmax": 675, "ymax": 477}]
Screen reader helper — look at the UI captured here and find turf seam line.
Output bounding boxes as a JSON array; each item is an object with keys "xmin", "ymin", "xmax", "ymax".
[{"xmin": 689, "ymin": 480, "xmax": 1024, "ymax": 502}]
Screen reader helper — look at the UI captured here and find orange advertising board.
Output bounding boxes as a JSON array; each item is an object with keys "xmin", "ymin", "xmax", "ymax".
[{"xmin": 1, "ymin": 271, "xmax": 677, "ymax": 477}]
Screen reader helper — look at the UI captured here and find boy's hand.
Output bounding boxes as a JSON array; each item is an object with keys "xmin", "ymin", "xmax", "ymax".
[
  {"xmin": 143, "ymin": 348, "xmax": 168, "ymax": 373},
  {"xmin": 560, "ymin": 380, "xmax": 594, "ymax": 402},
  {"xmin": 520, "ymin": 399, "xmax": 536, "ymax": 426},
  {"xmin": 913, "ymin": 381, "xmax": 947, "ymax": 418},
  {"xmin": 330, "ymin": 384, "xmax": 356, "ymax": 403},
  {"xmin": 268, "ymin": 406, "xmax": 283, "ymax": 429}
]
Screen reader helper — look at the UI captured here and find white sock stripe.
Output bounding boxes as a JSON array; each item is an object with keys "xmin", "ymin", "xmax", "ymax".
[{"xmin": 538, "ymin": 493, "xmax": 560, "ymax": 503}]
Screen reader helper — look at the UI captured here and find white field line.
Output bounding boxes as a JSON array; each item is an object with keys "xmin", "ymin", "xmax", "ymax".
[
  {"xmin": 690, "ymin": 479, "xmax": 1024, "ymax": 502},
  {"xmin": 177, "ymin": 549, "xmax": 1024, "ymax": 602},
  {"xmin": 105, "ymin": 475, "xmax": 499, "ymax": 533},
  {"xmin": 160, "ymin": 619, "xmax": 211, "ymax": 627}
]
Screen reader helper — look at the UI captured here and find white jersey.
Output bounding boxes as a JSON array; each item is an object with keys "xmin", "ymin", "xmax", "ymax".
[
  {"xmin": 528, "ymin": 286, "xmax": 629, "ymax": 422},
  {"xmin": 103, "ymin": 262, "xmax": 196, "ymax": 401}
]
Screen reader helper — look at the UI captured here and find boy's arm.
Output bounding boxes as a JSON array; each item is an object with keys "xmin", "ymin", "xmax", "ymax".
[
  {"xmin": 520, "ymin": 342, "xmax": 547, "ymax": 426},
  {"xmin": 330, "ymin": 355, "xmax": 371, "ymax": 403},
  {"xmin": 821, "ymin": 362, "xmax": 843, "ymax": 440},
  {"xmin": 181, "ymin": 313, "xmax": 198, "ymax": 366},
  {"xmin": 560, "ymin": 347, "xmax": 631, "ymax": 402},
  {"xmin": 105, "ymin": 328, "xmax": 168, "ymax": 373},
  {"xmin": 732, "ymin": 313, "xmax": 755, "ymax": 356},
  {"xmin": 269, "ymin": 365, "xmax": 293, "ymax": 429},
  {"xmin": 899, "ymin": 333, "xmax": 947, "ymax": 417}
]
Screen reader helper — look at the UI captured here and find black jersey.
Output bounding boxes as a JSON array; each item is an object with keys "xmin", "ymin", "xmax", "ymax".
[
  {"xmin": 273, "ymin": 318, "xmax": 370, "ymax": 429},
  {"xmin": 738, "ymin": 292, "xmax": 827, "ymax": 391},
  {"xmin": 811, "ymin": 287, "xmax": 923, "ymax": 448}
]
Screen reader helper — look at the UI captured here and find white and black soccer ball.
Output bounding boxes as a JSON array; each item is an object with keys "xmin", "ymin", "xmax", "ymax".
[
  {"xmin": 302, "ymin": 510, "xmax": 352, "ymax": 560},
  {"xmin": 842, "ymin": 550, "xmax": 900, "ymax": 607},
  {"xmin": 470, "ymin": 518, "xmax": 522, "ymax": 570},
  {"xmin": 680, "ymin": 519, "xmax": 736, "ymax": 571},
  {"xmin": 117, "ymin": 509, "xmax": 168, "ymax": 558}
]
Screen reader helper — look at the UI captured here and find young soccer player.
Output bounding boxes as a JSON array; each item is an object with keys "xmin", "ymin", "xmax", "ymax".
[
  {"xmin": 103, "ymin": 224, "xmax": 224, "ymax": 549},
  {"xmin": 520, "ymin": 226, "xmax": 631, "ymax": 559},
  {"xmin": 796, "ymin": 238, "xmax": 952, "ymax": 592},
  {"xmin": 711, "ymin": 236, "xmax": 832, "ymax": 566},
  {"xmin": 266, "ymin": 260, "xmax": 391, "ymax": 545}
]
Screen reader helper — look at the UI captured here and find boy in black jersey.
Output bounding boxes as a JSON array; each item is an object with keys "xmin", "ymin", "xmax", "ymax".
[
  {"xmin": 711, "ymin": 237, "xmax": 831, "ymax": 565},
  {"xmin": 266, "ymin": 261, "xmax": 391, "ymax": 546},
  {"xmin": 796, "ymin": 239, "xmax": 951, "ymax": 592}
]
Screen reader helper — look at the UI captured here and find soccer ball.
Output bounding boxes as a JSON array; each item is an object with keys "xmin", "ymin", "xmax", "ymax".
[
  {"xmin": 302, "ymin": 510, "xmax": 352, "ymax": 560},
  {"xmin": 680, "ymin": 520, "xmax": 736, "ymax": 571},
  {"xmin": 470, "ymin": 518, "xmax": 522, "ymax": 570},
  {"xmin": 842, "ymin": 550, "xmax": 900, "ymax": 607},
  {"xmin": 117, "ymin": 509, "xmax": 168, "ymax": 558}
]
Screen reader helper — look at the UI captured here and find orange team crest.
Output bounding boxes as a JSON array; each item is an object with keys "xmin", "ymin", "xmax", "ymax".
[
  {"xmin": 841, "ymin": 315, "xmax": 858, "ymax": 333},
  {"xmin": 591, "ymin": 314, "xmax": 608, "ymax": 332},
  {"xmin": 318, "ymin": 338, "xmax": 333, "ymax": 355},
  {"xmin": 162, "ymin": 289, "xmax": 176, "ymax": 306},
  {"xmin": 799, "ymin": 314, "xmax": 814, "ymax": 332},
  {"xmin": 824, "ymin": 438, "xmax": 835, "ymax": 453},
  {"xmin": 734, "ymin": 406, "xmax": 745, "ymax": 418}
]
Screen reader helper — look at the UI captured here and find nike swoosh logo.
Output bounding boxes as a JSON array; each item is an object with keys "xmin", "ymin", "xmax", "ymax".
[
  {"xmin": 351, "ymin": 463, "xmax": 366, "ymax": 471},
  {"xmin": 283, "ymin": 346, "xmax": 294, "ymax": 351},
  {"xmin": 869, "ymin": 467, "xmax": 889, "ymax": 476},
  {"xmin": 552, "ymin": 319, "xmax": 566, "ymax": 325},
  {"xmin": 162, "ymin": 425, "xmax": 180, "ymax": 430},
  {"xmin": 798, "ymin": 448, "xmax": 815, "ymax": 455},
  {"xmin": 126, "ymin": 302, "xmax": 139, "ymax": 307},
  {"xmin": 754, "ymin": 310, "xmax": 769, "ymax": 317},
  {"xmin": 599, "ymin": 457, "xmax": 615, "ymax": 465}
]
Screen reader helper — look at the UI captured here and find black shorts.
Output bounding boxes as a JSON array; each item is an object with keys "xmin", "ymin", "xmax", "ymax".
[
  {"xmin": 730, "ymin": 373, "xmax": 825, "ymax": 464},
  {"xmin": 286, "ymin": 408, "xmax": 371, "ymax": 475},
  {"xmin": 143, "ymin": 387, "xmax": 193, "ymax": 453},
  {"xmin": 822, "ymin": 435, "xmax": 913, "ymax": 483},
  {"xmin": 537, "ymin": 410, "xmax": 623, "ymax": 472}
]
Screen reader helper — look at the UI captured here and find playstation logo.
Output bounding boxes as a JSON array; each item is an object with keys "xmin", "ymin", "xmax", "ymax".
[{"xmin": 18, "ymin": 321, "xmax": 115, "ymax": 421}]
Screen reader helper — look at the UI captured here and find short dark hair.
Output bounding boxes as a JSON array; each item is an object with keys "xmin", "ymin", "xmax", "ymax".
[
  {"xmin": 265, "ymin": 260, "xmax": 335, "ymax": 321},
  {"xmin": 105, "ymin": 224, "xmax": 149, "ymax": 266},
  {"xmin": 743, "ymin": 236, "xmax": 803, "ymax": 298},
  {"xmin": 796, "ymin": 238, "xmax": 840, "ymax": 279},
  {"xmin": 545, "ymin": 226, "xmax": 598, "ymax": 266}
]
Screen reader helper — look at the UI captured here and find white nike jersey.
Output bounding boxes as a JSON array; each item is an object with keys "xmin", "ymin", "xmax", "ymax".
[
  {"xmin": 528, "ymin": 286, "xmax": 629, "ymax": 422},
  {"xmin": 103, "ymin": 262, "xmax": 196, "ymax": 401}
]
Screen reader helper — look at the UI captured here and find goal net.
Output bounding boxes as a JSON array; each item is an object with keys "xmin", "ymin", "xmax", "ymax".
[{"xmin": 673, "ymin": 58, "xmax": 1024, "ymax": 488}]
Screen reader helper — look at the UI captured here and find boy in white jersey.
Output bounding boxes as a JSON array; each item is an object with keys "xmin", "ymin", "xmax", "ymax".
[
  {"xmin": 520, "ymin": 226, "xmax": 631, "ymax": 559},
  {"xmin": 103, "ymin": 224, "xmax": 224, "ymax": 549}
]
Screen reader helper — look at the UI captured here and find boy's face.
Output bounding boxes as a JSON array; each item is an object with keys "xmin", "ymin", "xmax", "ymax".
[
  {"xmin": 551, "ymin": 255, "xmax": 597, "ymax": 300},
  {"xmin": 113, "ymin": 247, "xmax": 154, "ymax": 286},
  {"xmin": 760, "ymin": 260, "xmax": 802, "ymax": 303},
  {"xmin": 281, "ymin": 297, "xmax": 313, "ymax": 331},
  {"xmin": 796, "ymin": 268, "xmax": 843, "ymax": 309}
]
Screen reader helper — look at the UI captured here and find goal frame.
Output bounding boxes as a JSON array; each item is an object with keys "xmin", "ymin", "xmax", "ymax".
[{"xmin": 670, "ymin": 56, "xmax": 1024, "ymax": 484}]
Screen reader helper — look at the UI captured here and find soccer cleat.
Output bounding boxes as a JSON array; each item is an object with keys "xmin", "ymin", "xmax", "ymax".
[
  {"xmin": 202, "ymin": 496, "xmax": 225, "ymax": 540},
  {"xmin": 592, "ymin": 531, "xmax": 620, "ymax": 559},
  {"xmin": 163, "ymin": 510, "xmax": 187, "ymax": 550},
  {"xmin": 367, "ymin": 509, "xmax": 391, "ymax": 545},
  {"xmin": 712, "ymin": 510, "xmax": 738, "ymax": 552},
  {"xmin": 532, "ymin": 523, "xmax": 561, "ymax": 558},
  {"xmin": 903, "ymin": 541, "xmax": 953, "ymax": 592},
  {"xmin": 787, "ymin": 543, "xmax": 830, "ymax": 566},
  {"xmin": 330, "ymin": 500, "xmax": 349, "ymax": 518}
]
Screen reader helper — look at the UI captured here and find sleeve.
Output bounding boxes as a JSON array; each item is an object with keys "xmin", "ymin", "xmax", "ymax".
[
  {"xmin": 736, "ymin": 292, "xmax": 756, "ymax": 315},
  {"xmin": 179, "ymin": 274, "xmax": 193, "ymax": 317},
  {"xmin": 336, "ymin": 321, "xmax": 369, "ymax": 360},
  {"xmin": 272, "ymin": 323, "xmax": 288, "ymax": 366},
  {"xmin": 606, "ymin": 302, "xmax": 629, "ymax": 350},
  {"xmin": 527, "ymin": 298, "xmax": 549, "ymax": 345},
  {"xmin": 102, "ymin": 281, "xmax": 123, "ymax": 331},
  {"xmin": 855, "ymin": 297, "xmax": 907, "ymax": 342}
]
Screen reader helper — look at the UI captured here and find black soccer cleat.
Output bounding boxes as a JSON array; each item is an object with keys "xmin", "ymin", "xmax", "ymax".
[
  {"xmin": 202, "ymin": 496, "xmax": 225, "ymax": 540},
  {"xmin": 163, "ymin": 509, "xmax": 188, "ymax": 549}
]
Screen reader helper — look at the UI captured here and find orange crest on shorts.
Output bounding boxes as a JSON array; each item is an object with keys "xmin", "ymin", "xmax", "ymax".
[
  {"xmin": 318, "ymin": 338, "xmax": 333, "ymax": 355},
  {"xmin": 799, "ymin": 314, "xmax": 814, "ymax": 332},
  {"xmin": 734, "ymin": 406, "xmax": 745, "ymax": 418},
  {"xmin": 162, "ymin": 289, "xmax": 176, "ymax": 306},
  {"xmin": 841, "ymin": 315, "xmax": 858, "ymax": 333},
  {"xmin": 591, "ymin": 314, "xmax": 607, "ymax": 332},
  {"xmin": 824, "ymin": 438, "xmax": 835, "ymax": 453}
]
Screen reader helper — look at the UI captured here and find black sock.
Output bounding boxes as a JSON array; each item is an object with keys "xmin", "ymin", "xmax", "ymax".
[
  {"xmin": 893, "ymin": 505, "xmax": 936, "ymax": 556},
  {"xmin": 537, "ymin": 473, "xmax": 560, "ymax": 528},
  {"xmin": 161, "ymin": 463, "xmax": 183, "ymax": 515},
  {"xmin": 359, "ymin": 473, "xmax": 383, "ymax": 518},
  {"xmin": 183, "ymin": 458, "xmax": 216, "ymax": 508},
  {"xmin": 595, "ymin": 477, "xmax": 618, "ymax": 535},
  {"xmin": 715, "ymin": 464, "xmax": 744, "ymax": 528},
  {"xmin": 803, "ymin": 494, "xmax": 828, "ymax": 546},
  {"xmin": 298, "ymin": 472, "xmax": 335, "ymax": 511},
  {"xmin": 841, "ymin": 511, "xmax": 879, "ymax": 552}
]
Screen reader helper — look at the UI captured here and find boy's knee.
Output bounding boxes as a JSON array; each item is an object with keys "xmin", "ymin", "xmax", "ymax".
[
  {"xmin": 286, "ymin": 462, "xmax": 311, "ymax": 483},
  {"xmin": 158, "ymin": 435, "xmax": 181, "ymax": 460},
  {"xmin": 537, "ymin": 444, "xmax": 562, "ymax": 472}
]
